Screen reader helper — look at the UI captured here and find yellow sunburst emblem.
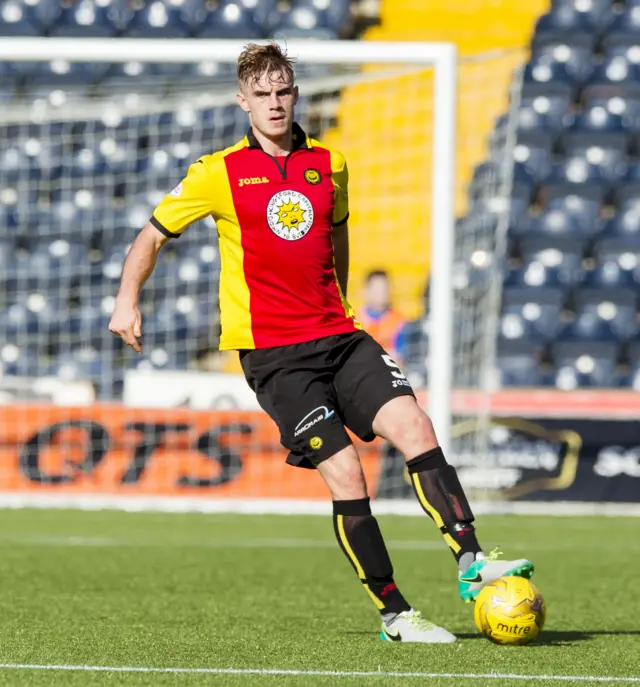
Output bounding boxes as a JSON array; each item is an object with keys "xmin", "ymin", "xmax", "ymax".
[
  {"xmin": 277, "ymin": 201, "xmax": 306, "ymax": 232},
  {"xmin": 267, "ymin": 190, "xmax": 314, "ymax": 241}
]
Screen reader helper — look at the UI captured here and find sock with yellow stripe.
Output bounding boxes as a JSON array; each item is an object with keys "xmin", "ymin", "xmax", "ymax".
[
  {"xmin": 407, "ymin": 447, "xmax": 483, "ymax": 571},
  {"xmin": 332, "ymin": 498, "xmax": 411, "ymax": 615}
]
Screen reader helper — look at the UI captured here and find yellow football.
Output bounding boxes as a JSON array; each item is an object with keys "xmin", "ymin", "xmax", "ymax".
[{"xmin": 474, "ymin": 576, "xmax": 546, "ymax": 645}]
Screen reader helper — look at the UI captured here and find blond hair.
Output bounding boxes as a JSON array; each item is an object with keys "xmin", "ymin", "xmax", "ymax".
[{"xmin": 237, "ymin": 42, "xmax": 296, "ymax": 88}]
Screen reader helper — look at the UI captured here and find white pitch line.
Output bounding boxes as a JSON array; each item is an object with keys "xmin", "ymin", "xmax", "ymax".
[{"xmin": 0, "ymin": 665, "xmax": 638, "ymax": 682}]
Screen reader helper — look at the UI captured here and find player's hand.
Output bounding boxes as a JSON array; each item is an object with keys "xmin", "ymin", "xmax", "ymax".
[{"xmin": 109, "ymin": 299, "xmax": 143, "ymax": 354}]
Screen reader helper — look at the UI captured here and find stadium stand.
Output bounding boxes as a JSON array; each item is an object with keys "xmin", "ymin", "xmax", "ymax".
[{"xmin": 2, "ymin": 0, "xmax": 640, "ymax": 396}]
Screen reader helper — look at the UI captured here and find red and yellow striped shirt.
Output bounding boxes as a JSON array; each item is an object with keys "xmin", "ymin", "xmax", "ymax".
[{"xmin": 151, "ymin": 124, "xmax": 359, "ymax": 351}]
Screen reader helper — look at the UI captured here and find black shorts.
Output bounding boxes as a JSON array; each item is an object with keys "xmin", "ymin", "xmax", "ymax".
[{"xmin": 240, "ymin": 330, "xmax": 415, "ymax": 469}]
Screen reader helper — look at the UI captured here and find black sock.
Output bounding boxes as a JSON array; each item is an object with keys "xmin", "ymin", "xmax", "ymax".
[
  {"xmin": 333, "ymin": 498, "xmax": 411, "ymax": 615},
  {"xmin": 407, "ymin": 448, "xmax": 483, "ymax": 570}
]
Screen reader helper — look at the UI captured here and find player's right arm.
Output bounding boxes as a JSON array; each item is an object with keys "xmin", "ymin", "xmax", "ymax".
[{"xmin": 109, "ymin": 156, "xmax": 216, "ymax": 353}]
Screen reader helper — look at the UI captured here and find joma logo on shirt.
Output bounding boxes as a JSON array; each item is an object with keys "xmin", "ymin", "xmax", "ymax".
[{"xmin": 239, "ymin": 176, "xmax": 269, "ymax": 187}]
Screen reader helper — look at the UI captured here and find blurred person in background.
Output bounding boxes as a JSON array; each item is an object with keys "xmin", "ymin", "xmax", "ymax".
[{"xmin": 359, "ymin": 269, "xmax": 407, "ymax": 370}]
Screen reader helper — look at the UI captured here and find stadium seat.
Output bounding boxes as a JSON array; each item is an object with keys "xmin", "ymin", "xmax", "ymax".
[
  {"xmin": 0, "ymin": 295, "xmax": 65, "ymax": 346},
  {"xmin": 48, "ymin": 1, "xmax": 119, "ymax": 37},
  {"xmin": 513, "ymin": 209, "xmax": 590, "ymax": 257},
  {"xmin": 504, "ymin": 257, "xmax": 582, "ymax": 295},
  {"xmin": 49, "ymin": 348, "xmax": 110, "ymax": 384},
  {"xmin": 594, "ymin": 206, "xmax": 640, "ymax": 260},
  {"xmin": 573, "ymin": 299, "xmax": 638, "ymax": 341},
  {"xmin": 0, "ymin": 0, "xmax": 41, "ymax": 36},
  {"xmin": 544, "ymin": 195, "xmax": 602, "ymax": 234},
  {"xmin": 531, "ymin": 44, "xmax": 594, "ymax": 82},
  {"xmin": 601, "ymin": 6, "xmax": 640, "ymax": 52},
  {"xmin": 0, "ymin": 343, "xmax": 42, "ymax": 378},
  {"xmin": 196, "ymin": 2, "xmax": 261, "ymax": 38},
  {"xmin": 577, "ymin": 260, "xmax": 640, "ymax": 304},
  {"xmin": 501, "ymin": 296, "xmax": 563, "ymax": 342},
  {"xmin": 126, "ymin": 1, "xmax": 192, "ymax": 38},
  {"xmin": 512, "ymin": 144, "xmax": 553, "ymax": 184},
  {"xmin": 550, "ymin": 0, "xmax": 613, "ymax": 28},
  {"xmin": 63, "ymin": 306, "xmax": 115, "ymax": 351},
  {"xmin": 28, "ymin": 61, "xmax": 99, "ymax": 87},
  {"xmin": 551, "ymin": 356, "xmax": 618, "ymax": 389},
  {"xmin": 270, "ymin": 5, "xmax": 337, "ymax": 39},
  {"xmin": 533, "ymin": 7, "xmax": 600, "ymax": 51},
  {"xmin": 560, "ymin": 147, "xmax": 627, "ymax": 186},
  {"xmin": 516, "ymin": 98, "xmax": 569, "ymax": 149},
  {"xmin": 522, "ymin": 57, "xmax": 580, "ymax": 99},
  {"xmin": 581, "ymin": 55, "xmax": 640, "ymax": 102},
  {"xmin": 538, "ymin": 156, "xmax": 610, "ymax": 203},
  {"xmin": 561, "ymin": 105, "xmax": 631, "ymax": 153},
  {"xmin": 290, "ymin": 0, "xmax": 352, "ymax": 36},
  {"xmin": 497, "ymin": 355, "xmax": 545, "ymax": 387},
  {"xmin": 614, "ymin": 163, "xmax": 640, "ymax": 206}
]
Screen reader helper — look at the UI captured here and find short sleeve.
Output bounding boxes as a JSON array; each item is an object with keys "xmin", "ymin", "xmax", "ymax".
[
  {"xmin": 150, "ymin": 157, "xmax": 216, "ymax": 238},
  {"xmin": 330, "ymin": 151, "xmax": 349, "ymax": 227}
]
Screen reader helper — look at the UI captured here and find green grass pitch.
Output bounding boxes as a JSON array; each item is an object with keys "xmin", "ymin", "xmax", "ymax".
[{"xmin": 0, "ymin": 509, "xmax": 637, "ymax": 686}]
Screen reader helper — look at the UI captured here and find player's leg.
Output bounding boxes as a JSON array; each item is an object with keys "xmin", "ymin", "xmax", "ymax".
[
  {"xmin": 372, "ymin": 395, "xmax": 534, "ymax": 601},
  {"xmin": 315, "ymin": 444, "xmax": 456, "ymax": 643},
  {"xmin": 333, "ymin": 332, "xmax": 533, "ymax": 601}
]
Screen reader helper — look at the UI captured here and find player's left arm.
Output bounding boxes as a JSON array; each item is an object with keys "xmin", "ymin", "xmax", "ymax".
[{"xmin": 332, "ymin": 221, "xmax": 349, "ymax": 297}]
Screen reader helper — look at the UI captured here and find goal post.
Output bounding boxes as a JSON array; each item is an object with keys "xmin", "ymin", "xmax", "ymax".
[{"xmin": 0, "ymin": 37, "xmax": 491, "ymax": 513}]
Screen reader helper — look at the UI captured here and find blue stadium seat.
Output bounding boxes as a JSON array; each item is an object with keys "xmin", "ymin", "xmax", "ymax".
[
  {"xmin": 128, "ymin": 347, "xmax": 190, "ymax": 372},
  {"xmin": 533, "ymin": 7, "xmax": 600, "ymax": 51},
  {"xmin": 501, "ymin": 297, "xmax": 563, "ymax": 341},
  {"xmin": 512, "ymin": 144, "xmax": 553, "ymax": 183},
  {"xmin": 551, "ymin": 356, "xmax": 618, "ymax": 389},
  {"xmin": 0, "ymin": 0, "xmax": 41, "ymax": 36},
  {"xmin": 577, "ymin": 260, "xmax": 639, "ymax": 303},
  {"xmin": 497, "ymin": 355, "xmax": 544, "ymax": 387},
  {"xmin": 581, "ymin": 55, "xmax": 640, "ymax": 101},
  {"xmin": 561, "ymin": 105, "xmax": 631, "ymax": 153},
  {"xmin": 26, "ymin": 61, "xmax": 98, "ymax": 87},
  {"xmin": 602, "ymin": 6, "xmax": 640, "ymax": 52},
  {"xmin": 291, "ymin": 0, "xmax": 352, "ymax": 36},
  {"xmin": 0, "ymin": 295, "xmax": 65, "ymax": 346},
  {"xmin": 270, "ymin": 5, "xmax": 337, "ymax": 39},
  {"xmin": 1, "ymin": 141, "xmax": 44, "ymax": 184},
  {"xmin": 27, "ymin": 240, "xmax": 90, "ymax": 289},
  {"xmin": 196, "ymin": 2, "xmax": 261, "ymax": 38},
  {"xmin": 63, "ymin": 306, "xmax": 114, "ymax": 350},
  {"xmin": 544, "ymin": 195, "xmax": 601, "ymax": 233},
  {"xmin": 516, "ymin": 99, "xmax": 565, "ymax": 149},
  {"xmin": 550, "ymin": 0, "xmax": 613, "ymax": 28},
  {"xmin": 531, "ymin": 44, "xmax": 594, "ymax": 81},
  {"xmin": 0, "ymin": 344, "xmax": 42, "ymax": 378},
  {"xmin": 560, "ymin": 146, "xmax": 627, "ymax": 186},
  {"xmin": 614, "ymin": 163, "xmax": 640, "ymax": 206},
  {"xmin": 594, "ymin": 206, "xmax": 640, "ymax": 260},
  {"xmin": 513, "ymin": 209, "xmax": 591, "ymax": 256},
  {"xmin": 573, "ymin": 299, "xmax": 638, "ymax": 341},
  {"xmin": 170, "ymin": 243, "xmax": 220, "ymax": 296},
  {"xmin": 49, "ymin": 348, "xmax": 109, "ymax": 383},
  {"xmin": 504, "ymin": 257, "xmax": 582, "ymax": 294},
  {"xmin": 101, "ymin": 61, "xmax": 157, "ymax": 87},
  {"xmin": 48, "ymin": 0, "xmax": 118, "ymax": 37},
  {"xmin": 522, "ymin": 58, "xmax": 579, "ymax": 99},
  {"xmin": 538, "ymin": 156, "xmax": 610, "ymax": 203},
  {"xmin": 126, "ymin": 1, "xmax": 192, "ymax": 37}
]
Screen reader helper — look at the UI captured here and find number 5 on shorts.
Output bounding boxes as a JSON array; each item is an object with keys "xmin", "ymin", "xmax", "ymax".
[{"xmin": 381, "ymin": 354, "xmax": 406, "ymax": 379}]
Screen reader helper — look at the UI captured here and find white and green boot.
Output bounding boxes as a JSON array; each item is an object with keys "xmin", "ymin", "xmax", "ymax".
[
  {"xmin": 380, "ymin": 608, "xmax": 457, "ymax": 643},
  {"xmin": 458, "ymin": 548, "xmax": 534, "ymax": 602}
]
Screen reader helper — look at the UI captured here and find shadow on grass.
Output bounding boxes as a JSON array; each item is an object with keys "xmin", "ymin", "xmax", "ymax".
[{"xmin": 345, "ymin": 629, "xmax": 640, "ymax": 645}]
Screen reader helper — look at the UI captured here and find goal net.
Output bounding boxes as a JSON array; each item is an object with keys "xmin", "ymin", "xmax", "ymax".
[{"xmin": 0, "ymin": 38, "xmax": 519, "ymax": 513}]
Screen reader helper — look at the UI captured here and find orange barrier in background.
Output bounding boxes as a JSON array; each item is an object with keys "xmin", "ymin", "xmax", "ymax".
[{"xmin": 0, "ymin": 406, "xmax": 383, "ymax": 499}]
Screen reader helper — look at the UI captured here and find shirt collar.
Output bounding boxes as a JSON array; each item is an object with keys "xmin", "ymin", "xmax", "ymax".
[{"xmin": 245, "ymin": 122, "xmax": 311, "ymax": 152}]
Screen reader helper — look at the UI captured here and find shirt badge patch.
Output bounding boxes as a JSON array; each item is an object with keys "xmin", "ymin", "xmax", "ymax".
[
  {"xmin": 304, "ymin": 168, "xmax": 322, "ymax": 185},
  {"xmin": 266, "ymin": 190, "xmax": 314, "ymax": 241},
  {"xmin": 169, "ymin": 182, "xmax": 183, "ymax": 198}
]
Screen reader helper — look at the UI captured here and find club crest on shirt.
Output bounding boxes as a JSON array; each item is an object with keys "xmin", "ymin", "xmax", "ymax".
[
  {"xmin": 266, "ymin": 190, "xmax": 314, "ymax": 241},
  {"xmin": 304, "ymin": 168, "xmax": 321, "ymax": 185}
]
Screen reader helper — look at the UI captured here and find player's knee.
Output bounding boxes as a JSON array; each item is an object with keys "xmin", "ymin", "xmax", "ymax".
[{"xmin": 391, "ymin": 410, "xmax": 436, "ymax": 454}]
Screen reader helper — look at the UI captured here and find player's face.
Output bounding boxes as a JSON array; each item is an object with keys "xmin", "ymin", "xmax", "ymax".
[
  {"xmin": 365, "ymin": 276, "xmax": 391, "ymax": 312},
  {"xmin": 237, "ymin": 70, "xmax": 298, "ymax": 140}
]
